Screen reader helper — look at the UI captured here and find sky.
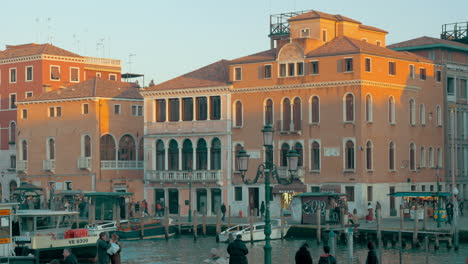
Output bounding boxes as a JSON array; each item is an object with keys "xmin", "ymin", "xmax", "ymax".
[{"xmin": 1, "ymin": 0, "xmax": 467, "ymax": 85}]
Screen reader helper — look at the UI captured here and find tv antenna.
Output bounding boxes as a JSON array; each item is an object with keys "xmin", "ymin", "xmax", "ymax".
[{"xmin": 128, "ymin": 54, "xmax": 136, "ymax": 73}]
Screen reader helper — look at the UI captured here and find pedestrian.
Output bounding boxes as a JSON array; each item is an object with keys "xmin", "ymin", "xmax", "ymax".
[
  {"xmin": 63, "ymin": 248, "xmax": 78, "ymax": 264},
  {"xmin": 143, "ymin": 199, "xmax": 149, "ymax": 215},
  {"xmin": 96, "ymin": 232, "xmax": 112, "ymax": 264},
  {"xmin": 260, "ymin": 201, "xmax": 265, "ymax": 218},
  {"xmin": 204, "ymin": 248, "xmax": 227, "ymax": 264},
  {"xmin": 459, "ymin": 199, "xmax": 464, "ymax": 216},
  {"xmin": 221, "ymin": 203, "xmax": 227, "ymax": 222},
  {"xmin": 135, "ymin": 201, "xmax": 140, "ymax": 215},
  {"xmin": 156, "ymin": 202, "xmax": 163, "ymax": 217},
  {"xmin": 227, "ymin": 234, "xmax": 249, "ymax": 264},
  {"xmin": 366, "ymin": 203, "xmax": 374, "ymax": 223},
  {"xmin": 366, "ymin": 241, "xmax": 378, "ymax": 264},
  {"xmin": 295, "ymin": 242, "xmax": 312, "ymax": 264},
  {"xmin": 318, "ymin": 245, "xmax": 336, "ymax": 264},
  {"xmin": 228, "ymin": 233, "xmax": 235, "ymax": 243},
  {"xmin": 446, "ymin": 201, "xmax": 453, "ymax": 225},
  {"xmin": 109, "ymin": 233, "xmax": 122, "ymax": 264}
]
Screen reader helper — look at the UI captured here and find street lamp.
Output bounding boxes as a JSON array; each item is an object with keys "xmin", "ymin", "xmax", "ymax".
[
  {"xmin": 188, "ymin": 167, "xmax": 193, "ymax": 223},
  {"xmin": 236, "ymin": 124, "xmax": 298, "ymax": 264}
]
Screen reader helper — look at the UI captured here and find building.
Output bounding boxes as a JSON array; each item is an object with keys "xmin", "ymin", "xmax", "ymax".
[
  {"xmin": 142, "ymin": 10, "xmax": 444, "ymax": 217},
  {"xmin": 389, "ymin": 23, "xmax": 468, "ymax": 200},
  {"xmin": 0, "ymin": 43, "xmax": 121, "ymax": 200},
  {"xmin": 15, "ymin": 78, "xmax": 144, "ymax": 214}
]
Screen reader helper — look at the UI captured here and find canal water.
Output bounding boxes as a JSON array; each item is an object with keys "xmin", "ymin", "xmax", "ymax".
[{"xmin": 121, "ymin": 236, "xmax": 467, "ymax": 264}]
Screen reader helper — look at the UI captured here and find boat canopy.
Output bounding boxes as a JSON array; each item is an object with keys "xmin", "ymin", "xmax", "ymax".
[
  {"xmin": 15, "ymin": 210, "xmax": 79, "ymax": 216},
  {"xmin": 294, "ymin": 192, "xmax": 346, "ymax": 197},
  {"xmin": 388, "ymin": 192, "xmax": 452, "ymax": 197}
]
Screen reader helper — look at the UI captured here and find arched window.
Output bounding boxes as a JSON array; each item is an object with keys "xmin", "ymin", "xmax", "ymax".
[
  {"xmin": 280, "ymin": 143, "xmax": 290, "ymax": 167},
  {"xmin": 409, "ymin": 143, "xmax": 416, "ymax": 171},
  {"xmin": 366, "ymin": 94, "xmax": 373, "ymax": 122},
  {"xmin": 389, "ymin": 141, "xmax": 395, "ymax": 170},
  {"xmin": 9, "ymin": 122, "xmax": 16, "ymax": 143},
  {"xmin": 138, "ymin": 138, "xmax": 144, "ymax": 161},
  {"xmin": 420, "ymin": 104, "xmax": 426, "ymax": 125},
  {"xmin": 182, "ymin": 139, "xmax": 193, "ymax": 170},
  {"xmin": 47, "ymin": 138, "xmax": 55, "ymax": 160},
  {"xmin": 311, "ymin": 96, "xmax": 319, "ymax": 124},
  {"xmin": 420, "ymin": 147, "xmax": 426, "ymax": 168},
  {"xmin": 196, "ymin": 139, "xmax": 207, "ymax": 170},
  {"xmin": 156, "ymin": 140, "xmax": 165, "ymax": 170},
  {"xmin": 437, "ymin": 147, "xmax": 442, "ymax": 167},
  {"xmin": 118, "ymin": 135, "xmax": 136, "ymax": 161},
  {"xmin": 409, "ymin": 99, "xmax": 416, "ymax": 125},
  {"xmin": 234, "ymin": 144, "xmax": 242, "ymax": 172},
  {"xmin": 211, "ymin": 138, "xmax": 221, "ymax": 170},
  {"xmin": 84, "ymin": 135, "xmax": 91, "ymax": 157},
  {"xmin": 294, "ymin": 142, "xmax": 303, "ymax": 167},
  {"xmin": 344, "ymin": 94, "xmax": 354, "ymax": 122},
  {"xmin": 436, "ymin": 105, "xmax": 442, "ymax": 126},
  {"xmin": 366, "ymin": 141, "xmax": 372, "ymax": 170},
  {"xmin": 168, "ymin": 139, "xmax": 179, "ymax": 170},
  {"xmin": 100, "ymin": 135, "xmax": 115, "ymax": 160},
  {"xmin": 388, "ymin": 96, "xmax": 395, "ymax": 124},
  {"xmin": 21, "ymin": 140, "xmax": 28, "ymax": 161},
  {"xmin": 311, "ymin": 141, "xmax": 320, "ymax": 170},
  {"xmin": 282, "ymin": 98, "xmax": 291, "ymax": 131},
  {"xmin": 235, "ymin": 101, "xmax": 243, "ymax": 127},
  {"xmin": 345, "ymin": 140, "xmax": 355, "ymax": 170},
  {"xmin": 293, "ymin": 97, "xmax": 301, "ymax": 131},
  {"xmin": 264, "ymin": 99, "xmax": 273, "ymax": 125},
  {"xmin": 429, "ymin": 147, "xmax": 434, "ymax": 168}
]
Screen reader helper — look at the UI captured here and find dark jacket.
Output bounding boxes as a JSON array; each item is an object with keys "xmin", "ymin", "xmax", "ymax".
[
  {"xmin": 97, "ymin": 238, "xmax": 111, "ymax": 264},
  {"xmin": 64, "ymin": 254, "xmax": 78, "ymax": 264},
  {"xmin": 110, "ymin": 241, "xmax": 122, "ymax": 264},
  {"xmin": 366, "ymin": 249, "xmax": 378, "ymax": 264},
  {"xmin": 227, "ymin": 238, "xmax": 248, "ymax": 264},
  {"xmin": 318, "ymin": 254, "xmax": 336, "ymax": 264},
  {"xmin": 295, "ymin": 246, "xmax": 312, "ymax": 264}
]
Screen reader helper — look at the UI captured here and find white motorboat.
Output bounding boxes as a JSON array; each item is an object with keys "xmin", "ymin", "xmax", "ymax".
[
  {"xmin": 218, "ymin": 219, "xmax": 289, "ymax": 242},
  {"xmin": 86, "ymin": 220, "xmax": 129, "ymax": 236}
]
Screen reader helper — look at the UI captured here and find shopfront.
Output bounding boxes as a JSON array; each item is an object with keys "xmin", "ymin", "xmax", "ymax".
[{"xmin": 389, "ymin": 191, "xmax": 451, "ymax": 220}]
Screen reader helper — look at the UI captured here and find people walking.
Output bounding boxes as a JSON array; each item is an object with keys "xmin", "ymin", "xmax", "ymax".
[
  {"xmin": 446, "ymin": 201, "xmax": 454, "ymax": 225},
  {"xmin": 221, "ymin": 203, "xmax": 227, "ymax": 222},
  {"xmin": 109, "ymin": 233, "xmax": 122, "ymax": 264},
  {"xmin": 96, "ymin": 232, "xmax": 112, "ymax": 264},
  {"xmin": 318, "ymin": 245, "xmax": 336, "ymax": 264},
  {"xmin": 63, "ymin": 248, "xmax": 78, "ymax": 264},
  {"xmin": 260, "ymin": 202, "xmax": 265, "ymax": 218},
  {"xmin": 204, "ymin": 248, "xmax": 227, "ymax": 264},
  {"xmin": 227, "ymin": 234, "xmax": 249, "ymax": 264},
  {"xmin": 366, "ymin": 241, "xmax": 378, "ymax": 264},
  {"xmin": 295, "ymin": 242, "xmax": 312, "ymax": 264},
  {"xmin": 366, "ymin": 203, "xmax": 374, "ymax": 223}
]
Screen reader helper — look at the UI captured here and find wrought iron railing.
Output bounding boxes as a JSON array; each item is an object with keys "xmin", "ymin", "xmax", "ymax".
[
  {"xmin": 146, "ymin": 170, "xmax": 221, "ymax": 182},
  {"xmin": 100, "ymin": 160, "xmax": 143, "ymax": 170}
]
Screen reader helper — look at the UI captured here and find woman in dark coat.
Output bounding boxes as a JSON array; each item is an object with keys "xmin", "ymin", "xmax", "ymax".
[
  {"xmin": 110, "ymin": 233, "xmax": 122, "ymax": 264},
  {"xmin": 366, "ymin": 241, "xmax": 378, "ymax": 264},
  {"xmin": 227, "ymin": 235, "xmax": 249, "ymax": 264},
  {"xmin": 96, "ymin": 232, "xmax": 111, "ymax": 264},
  {"xmin": 295, "ymin": 243, "xmax": 312, "ymax": 264}
]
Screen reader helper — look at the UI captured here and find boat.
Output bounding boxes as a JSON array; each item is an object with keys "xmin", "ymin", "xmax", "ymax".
[
  {"xmin": 218, "ymin": 219, "xmax": 289, "ymax": 242},
  {"xmin": 115, "ymin": 217, "xmax": 177, "ymax": 240},
  {"xmin": 86, "ymin": 220, "xmax": 129, "ymax": 236},
  {"xmin": 13, "ymin": 210, "xmax": 99, "ymax": 263}
]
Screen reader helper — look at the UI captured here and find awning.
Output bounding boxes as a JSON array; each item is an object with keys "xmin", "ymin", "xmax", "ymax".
[
  {"xmin": 272, "ymin": 183, "xmax": 306, "ymax": 194},
  {"xmin": 295, "ymin": 192, "xmax": 346, "ymax": 197},
  {"xmin": 389, "ymin": 192, "xmax": 452, "ymax": 197},
  {"xmin": 84, "ymin": 191, "xmax": 133, "ymax": 197}
]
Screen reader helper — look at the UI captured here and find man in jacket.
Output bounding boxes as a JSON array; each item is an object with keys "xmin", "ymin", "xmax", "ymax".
[
  {"xmin": 318, "ymin": 245, "xmax": 336, "ymax": 264},
  {"xmin": 63, "ymin": 248, "xmax": 78, "ymax": 264},
  {"xmin": 227, "ymin": 234, "xmax": 248, "ymax": 264},
  {"xmin": 366, "ymin": 241, "xmax": 378, "ymax": 264},
  {"xmin": 96, "ymin": 232, "xmax": 112, "ymax": 264},
  {"xmin": 295, "ymin": 242, "xmax": 312, "ymax": 264}
]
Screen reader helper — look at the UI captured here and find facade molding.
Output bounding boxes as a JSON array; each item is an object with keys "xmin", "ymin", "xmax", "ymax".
[
  {"xmin": 140, "ymin": 86, "xmax": 231, "ymax": 97},
  {"xmin": 17, "ymin": 96, "xmax": 143, "ymax": 105}
]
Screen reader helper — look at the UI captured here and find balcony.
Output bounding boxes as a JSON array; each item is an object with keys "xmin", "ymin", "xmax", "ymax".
[
  {"xmin": 78, "ymin": 157, "xmax": 92, "ymax": 170},
  {"xmin": 100, "ymin": 160, "xmax": 143, "ymax": 170},
  {"xmin": 276, "ymin": 167, "xmax": 305, "ymax": 183},
  {"xmin": 43, "ymin": 160, "xmax": 55, "ymax": 172},
  {"xmin": 146, "ymin": 119, "xmax": 229, "ymax": 135},
  {"xmin": 146, "ymin": 170, "xmax": 222, "ymax": 183},
  {"xmin": 84, "ymin": 57, "xmax": 121, "ymax": 67},
  {"xmin": 16, "ymin": 161, "xmax": 28, "ymax": 172}
]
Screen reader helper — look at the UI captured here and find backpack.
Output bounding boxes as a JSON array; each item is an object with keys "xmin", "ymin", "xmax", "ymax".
[{"xmin": 318, "ymin": 255, "xmax": 335, "ymax": 264}]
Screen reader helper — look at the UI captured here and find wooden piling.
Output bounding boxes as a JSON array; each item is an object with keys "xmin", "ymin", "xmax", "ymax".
[
  {"xmin": 399, "ymin": 205, "xmax": 404, "ymax": 264},
  {"xmin": 164, "ymin": 207, "xmax": 170, "ymax": 240},
  {"xmin": 193, "ymin": 210, "xmax": 198, "ymax": 241},
  {"xmin": 116, "ymin": 203, "xmax": 121, "ymax": 228},
  {"xmin": 413, "ymin": 206, "xmax": 419, "ymax": 247},
  {"xmin": 216, "ymin": 208, "xmax": 221, "ymax": 242},
  {"xmin": 228, "ymin": 205, "xmax": 232, "ymax": 228},
  {"xmin": 202, "ymin": 211, "xmax": 207, "ymax": 236},
  {"xmin": 376, "ymin": 208, "xmax": 382, "ymax": 247},
  {"xmin": 340, "ymin": 207, "xmax": 345, "ymax": 228},
  {"xmin": 316, "ymin": 210, "xmax": 321, "ymax": 244},
  {"xmin": 424, "ymin": 235, "xmax": 429, "ymax": 264},
  {"xmin": 325, "ymin": 208, "xmax": 330, "ymax": 231},
  {"xmin": 435, "ymin": 235, "xmax": 440, "ymax": 250},
  {"xmin": 125, "ymin": 202, "xmax": 130, "ymax": 220},
  {"xmin": 140, "ymin": 216, "xmax": 145, "ymax": 239},
  {"xmin": 100, "ymin": 203, "xmax": 105, "ymax": 220},
  {"xmin": 423, "ymin": 202, "xmax": 427, "ymax": 231},
  {"xmin": 249, "ymin": 209, "xmax": 254, "ymax": 243},
  {"xmin": 280, "ymin": 207, "xmax": 284, "ymax": 239},
  {"xmin": 178, "ymin": 206, "xmax": 182, "ymax": 235}
]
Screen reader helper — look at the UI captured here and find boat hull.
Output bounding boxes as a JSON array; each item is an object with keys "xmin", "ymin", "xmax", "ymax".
[
  {"xmin": 218, "ymin": 226, "xmax": 290, "ymax": 242},
  {"xmin": 116, "ymin": 225, "xmax": 177, "ymax": 240}
]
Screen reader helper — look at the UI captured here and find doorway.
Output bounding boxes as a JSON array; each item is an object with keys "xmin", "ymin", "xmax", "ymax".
[
  {"xmin": 390, "ymin": 186, "xmax": 396, "ymax": 216},
  {"xmin": 248, "ymin": 187, "xmax": 259, "ymax": 216},
  {"xmin": 197, "ymin": 189, "xmax": 207, "ymax": 214},
  {"xmin": 155, "ymin": 189, "xmax": 165, "ymax": 215},
  {"xmin": 211, "ymin": 189, "xmax": 222, "ymax": 214},
  {"xmin": 168, "ymin": 189, "xmax": 179, "ymax": 214}
]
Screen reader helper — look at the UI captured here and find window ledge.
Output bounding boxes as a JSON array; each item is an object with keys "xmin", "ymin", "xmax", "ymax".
[
  {"xmin": 366, "ymin": 121, "xmax": 373, "ymax": 124},
  {"xmin": 343, "ymin": 170, "xmax": 355, "ymax": 173},
  {"xmin": 344, "ymin": 71, "xmax": 354, "ymax": 73},
  {"xmin": 389, "ymin": 122, "xmax": 396, "ymax": 126},
  {"xmin": 232, "ymin": 126, "xmax": 243, "ymax": 129},
  {"xmin": 366, "ymin": 169, "xmax": 374, "ymax": 172},
  {"xmin": 388, "ymin": 170, "xmax": 397, "ymax": 172},
  {"xmin": 343, "ymin": 121, "xmax": 355, "ymax": 124},
  {"xmin": 309, "ymin": 122, "xmax": 320, "ymax": 126},
  {"xmin": 309, "ymin": 170, "xmax": 320, "ymax": 173}
]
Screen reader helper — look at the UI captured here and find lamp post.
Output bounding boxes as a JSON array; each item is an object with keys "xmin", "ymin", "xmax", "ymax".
[
  {"xmin": 236, "ymin": 124, "xmax": 298, "ymax": 264},
  {"xmin": 188, "ymin": 167, "xmax": 193, "ymax": 223}
]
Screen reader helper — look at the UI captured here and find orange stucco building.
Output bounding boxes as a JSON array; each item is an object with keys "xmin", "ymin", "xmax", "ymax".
[
  {"xmin": 142, "ymin": 10, "xmax": 445, "ymax": 218},
  {"xmin": 0, "ymin": 43, "xmax": 121, "ymax": 200},
  {"xmin": 16, "ymin": 78, "xmax": 144, "ymax": 211}
]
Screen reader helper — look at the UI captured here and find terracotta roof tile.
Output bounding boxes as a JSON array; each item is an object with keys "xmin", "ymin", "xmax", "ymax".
[
  {"xmin": 144, "ymin": 60, "xmax": 230, "ymax": 91},
  {"xmin": 306, "ymin": 36, "xmax": 431, "ymax": 62},
  {"xmin": 289, "ymin": 10, "xmax": 361, "ymax": 24},
  {"xmin": 230, "ymin": 49, "xmax": 277, "ymax": 64},
  {"xmin": 359, "ymin": 24, "xmax": 388, "ymax": 34},
  {"xmin": 0, "ymin": 43, "xmax": 82, "ymax": 59},
  {"xmin": 388, "ymin": 36, "xmax": 468, "ymax": 50},
  {"xmin": 19, "ymin": 78, "xmax": 142, "ymax": 102}
]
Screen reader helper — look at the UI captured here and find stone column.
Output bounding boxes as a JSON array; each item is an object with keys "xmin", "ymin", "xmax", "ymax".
[
  {"xmin": 179, "ymin": 147, "xmax": 183, "ymax": 171},
  {"xmin": 164, "ymin": 144, "xmax": 169, "ymax": 170},
  {"xmin": 207, "ymin": 147, "xmax": 211, "ymax": 171}
]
